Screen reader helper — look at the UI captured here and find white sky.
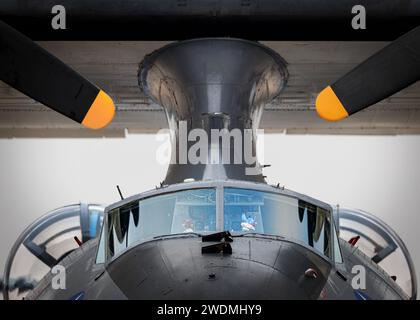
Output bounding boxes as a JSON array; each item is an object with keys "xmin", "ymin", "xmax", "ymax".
[{"xmin": 0, "ymin": 133, "xmax": 419, "ymax": 297}]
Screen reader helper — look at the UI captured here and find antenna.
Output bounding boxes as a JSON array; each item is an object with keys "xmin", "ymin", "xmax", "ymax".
[
  {"xmin": 116, "ymin": 185, "xmax": 124, "ymax": 200},
  {"xmin": 73, "ymin": 236, "xmax": 82, "ymax": 247}
]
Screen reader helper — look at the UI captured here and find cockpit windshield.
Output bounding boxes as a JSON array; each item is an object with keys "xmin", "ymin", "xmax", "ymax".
[
  {"xmin": 104, "ymin": 188, "xmax": 217, "ymax": 261},
  {"xmin": 224, "ymin": 188, "xmax": 332, "ymax": 258},
  {"xmin": 98, "ymin": 186, "xmax": 334, "ymax": 263}
]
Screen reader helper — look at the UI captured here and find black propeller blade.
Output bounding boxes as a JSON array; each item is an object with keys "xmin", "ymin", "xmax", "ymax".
[
  {"xmin": 316, "ymin": 25, "xmax": 420, "ymax": 121},
  {"xmin": 0, "ymin": 20, "xmax": 115, "ymax": 129}
]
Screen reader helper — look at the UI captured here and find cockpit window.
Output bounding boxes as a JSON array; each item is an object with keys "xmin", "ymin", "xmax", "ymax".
[
  {"xmin": 105, "ymin": 188, "xmax": 216, "ymax": 260},
  {"xmin": 223, "ymin": 188, "xmax": 332, "ymax": 258},
  {"xmin": 98, "ymin": 186, "xmax": 335, "ymax": 263},
  {"xmin": 333, "ymin": 222, "xmax": 344, "ymax": 263}
]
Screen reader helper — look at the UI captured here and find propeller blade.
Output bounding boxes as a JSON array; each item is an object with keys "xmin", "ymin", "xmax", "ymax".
[
  {"xmin": 0, "ymin": 20, "xmax": 115, "ymax": 129},
  {"xmin": 316, "ymin": 26, "xmax": 420, "ymax": 121}
]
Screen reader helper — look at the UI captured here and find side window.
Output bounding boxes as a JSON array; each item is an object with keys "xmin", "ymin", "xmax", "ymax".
[
  {"xmin": 311, "ymin": 207, "xmax": 332, "ymax": 259},
  {"xmin": 333, "ymin": 223, "xmax": 344, "ymax": 264},
  {"xmin": 95, "ymin": 225, "xmax": 106, "ymax": 264}
]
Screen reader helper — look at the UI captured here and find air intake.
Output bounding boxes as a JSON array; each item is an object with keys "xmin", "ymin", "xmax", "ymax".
[{"xmin": 139, "ymin": 38, "xmax": 288, "ymax": 184}]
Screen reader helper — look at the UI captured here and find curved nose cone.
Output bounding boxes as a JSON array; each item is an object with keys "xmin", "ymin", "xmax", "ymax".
[{"xmin": 106, "ymin": 236, "xmax": 332, "ymax": 299}]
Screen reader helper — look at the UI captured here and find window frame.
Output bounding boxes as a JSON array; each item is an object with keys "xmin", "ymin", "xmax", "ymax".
[
  {"xmin": 100, "ymin": 186, "xmax": 219, "ymax": 264},
  {"xmin": 221, "ymin": 186, "xmax": 335, "ymax": 260},
  {"xmin": 94, "ymin": 180, "xmax": 339, "ymax": 266}
]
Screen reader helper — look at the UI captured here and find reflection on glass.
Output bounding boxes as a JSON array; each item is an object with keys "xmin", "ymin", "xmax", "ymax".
[
  {"xmin": 224, "ymin": 188, "xmax": 332, "ymax": 258},
  {"xmin": 333, "ymin": 223, "xmax": 343, "ymax": 263},
  {"xmin": 89, "ymin": 205, "xmax": 104, "ymax": 239},
  {"xmin": 106, "ymin": 188, "xmax": 216, "ymax": 260}
]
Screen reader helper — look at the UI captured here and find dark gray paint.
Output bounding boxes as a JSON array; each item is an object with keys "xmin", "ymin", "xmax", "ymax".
[{"xmin": 105, "ymin": 236, "xmax": 332, "ymax": 299}]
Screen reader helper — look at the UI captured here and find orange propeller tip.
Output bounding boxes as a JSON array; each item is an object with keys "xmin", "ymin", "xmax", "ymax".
[
  {"xmin": 82, "ymin": 90, "xmax": 115, "ymax": 129},
  {"xmin": 315, "ymin": 86, "xmax": 349, "ymax": 121}
]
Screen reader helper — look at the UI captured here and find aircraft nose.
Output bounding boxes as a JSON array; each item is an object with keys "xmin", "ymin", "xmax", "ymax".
[{"xmin": 106, "ymin": 236, "xmax": 332, "ymax": 299}]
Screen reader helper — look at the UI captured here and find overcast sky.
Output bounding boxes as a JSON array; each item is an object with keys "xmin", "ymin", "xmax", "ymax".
[{"xmin": 0, "ymin": 133, "xmax": 419, "ymax": 297}]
